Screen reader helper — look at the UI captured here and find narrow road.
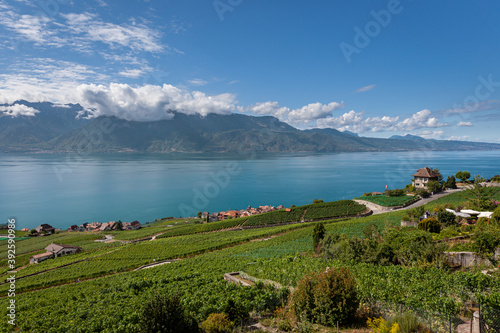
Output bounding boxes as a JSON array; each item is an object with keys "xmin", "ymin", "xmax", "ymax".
[{"xmin": 355, "ymin": 188, "xmax": 463, "ymax": 215}]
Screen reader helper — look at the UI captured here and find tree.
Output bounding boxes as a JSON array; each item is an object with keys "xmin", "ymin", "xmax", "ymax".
[
  {"xmin": 197, "ymin": 211, "xmax": 202, "ymax": 218},
  {"xmin": 438, "ymin": 211, "xmax": 457, "ymax": 227},
  {"xmin": 426, "ymin": 180, "xmax": 442, "ymax": 193},
  {"xmin": 445, "ymin": 175, "xmax": 457, "ymax": 189},
  {"xmin": 460, "ymin": 175, "xmax": 497, "ymax": 210},
  {"xmin": 432, "ymin": 168, "xmax": 444, "ymax": 184},
  {"xmin": 115, "ymin": 221, "xmax": 123, "ymax": 231},
  {"xmin": 456, "ymin": 171, "xmax": 471, "ymax": 183},
  {"xmin": 312, "ymin": 223, "xmax": 326, "ymax": 252},
  {"xmin": 418, "ymin": 218, "xmax": 441, "ymax": 233},
  {"xmin": 292, "ymin": 268, "xmax": 359, "ymax": 326},
  {"xmin": 138, "ymin": 293, "xmax": 198, "ymax": 333}
]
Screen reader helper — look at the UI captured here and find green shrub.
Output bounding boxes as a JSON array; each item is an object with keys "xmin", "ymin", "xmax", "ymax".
[
  {"xmin": 312, "ymin": 223, "xmax": 325, "ymax": 252},
  {"xmin": 445, "ymin": 175, "xmax": 457, "ymax": 189},
  {"xmin": 389, "ymin": 312, "xmax": 423, "ymax": 333},
  {"xmin": 363, "ymin": 192, "xmax": 373, "ymax": 196},
  {"xmin": 139, "ymin": 293, "xmax": 198, "ymax": 333},
  {"xmin": 473, "ymin": 227, "xmax": 500, "ymax": 256},
  {"xmin": 416, "ymin": 188, "xmax": 430, "ymax": 198},
  {"xmin": 223, "ymin": 299, "xmax": 248, "ymax": 323},
  {"xmin": 418, "ymin": 218, "xmax": 441, "ymax": 233},
  {"xmin": 491, "ymin": 206, "xmax": 500, "ymax": 225},
  {"xmin": 427, "ymin": 180, "xmax": 442, "ymax": 193},
  {"xmin": 201, "ymin": 313, "xmax": 233, "ymax": 333},
  {"xmin": 385, "ymin": 189, "xmax": 405, "ymax": 197},
  {"xmin": 292, "ymin": 267, "xmax": 358, "ymax": 326},
  {"xmin": 438, "ymin": 211, "xmax": 457, "ymax": 227}
]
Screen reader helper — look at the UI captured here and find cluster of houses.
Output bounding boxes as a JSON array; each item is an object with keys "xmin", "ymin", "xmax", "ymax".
[
  {"xmin": 202, "ymin": 205, "xmax": 286, "ymax": 221},
  {"xmin": 28, "ymin": 221, "xmax": 142, "ymax": 235},
  {"xmin": 30, "ymin": 243, "xmax": 83, "ymax": 264},
  {"xmin": 67, "ymin": 221, "xmax": 141, "ymax": 232}
]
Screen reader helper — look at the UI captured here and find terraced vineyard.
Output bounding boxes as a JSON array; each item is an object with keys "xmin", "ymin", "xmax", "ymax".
[
  {"xmin": 354, "ymin": 194, "xmax": 419, "ymax": 207},
  {"xmin": 303, "ymin": 200, "xmax": 367, "ymax": 220},
  {"xmin": 2, "ymin": 190, "xmax": 499, "ymax": 332}
]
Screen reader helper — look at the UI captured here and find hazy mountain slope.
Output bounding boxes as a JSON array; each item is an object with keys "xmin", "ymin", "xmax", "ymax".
[
  {"xmin": 2, "ymin": 101, "xmax": 500, "ymax": 153},
  {"xmin": 0, "ymin": 101, "xmax": 89, "ymax": 152}
]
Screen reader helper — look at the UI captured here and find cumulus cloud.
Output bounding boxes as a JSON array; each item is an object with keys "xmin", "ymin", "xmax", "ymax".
[
  {"xmin": 247, "ymin": 101, "xmax": 290, "ymax": 120},
  {"xmin": 317, "ymin": 109, "xmax": 448, "ymax": 133},
  {"xmin": 355, "ymin": 84, "xmax": 376, "ymax": 93},
  {"xmin": 457, "ymin": 121, "xmax": 473, "ymax": 127},
  {"xmin": 288, "ymin": 102, "xmax": 344, "ymax": 124},
  {"xmin": 245, "ymin": 101, "xmax": 344, "ymax": 127},
  {"xmin": 0, "ymin": 104, "xmax": 39, "ymax": 117},
  {"xmin": 413, "ymin": 130, "xmax": 445, "ymax": 140},
  {"xmin": 75, "ymin": 83, "xmax": 238, "ymax": 122}
]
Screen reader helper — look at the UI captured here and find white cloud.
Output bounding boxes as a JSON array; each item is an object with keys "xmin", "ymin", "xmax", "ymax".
[
  {"xmin": 447, "ymin": 135, "xmax": 471, "ymax": 141},
  {"xmin": 245, "ymin": 101, "xmax": 344, "ymax": 127},
  {"xmin": 228, "ymin": 80, "xmax": 239, "ymax": 85},
  {"xmin": 188, "ymin": 79, "xmax": 208, "ymax": 86},
  {"xmin": 75, "ymin": 83, "xmax": 238, "ymax": 122},
  {"xmin": 316, "ymin": 109, "xmax": 448, "ymax": 133},
  {"xmin": 355, "ymin": 84, "xmax": 376, "ymax": 93},
  {"xmin": 247, "ymin": 101, "xmax": 290, "ymax": 120},
  {"xmin": 0, "ymin": 104, "xmax": 39, "ymax": 117},
  {"xmin": 0, "ymin": 58, "xmax": 109, "ymax": 104},
  {"xmin": 0, "ymin": 10, "xmax": 52, "ymax": 44},
  {"xmin": 414, "ymin": 130, "xmax": 445, "ymax": 140},
  {"xmin": 457, "ymin": 121, "xmax": 473, "ymax": 127},
  {"xmin": 119, "ymin": 69, "xmax": 147, "ymax": 78},
  {"xmin": 288, "ymin": 102, "xmax": 344, "ymax": 124},
  {"xmin": 62, "ymin": 12, "xmax": 163, "ymax": 53},
  {"xmin": 397, "ymin": 109, "xmax": 446, "ymax": 131},
  {"xmin": 441, "ymin": 99, "xmax": 500, "ymax": 115}
]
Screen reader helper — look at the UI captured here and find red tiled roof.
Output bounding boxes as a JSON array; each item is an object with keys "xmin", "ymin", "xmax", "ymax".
[{"xmin": 412, "ymin": 167, "xmax": 439, "ymax": 178}]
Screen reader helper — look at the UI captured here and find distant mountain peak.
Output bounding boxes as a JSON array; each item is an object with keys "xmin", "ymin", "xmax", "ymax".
[
  {"xmin": 342, "ymin": 130, "xmax": 359, "ymax": 137},
  {"xmin": 390, "ymin": 134, "xmax": 426, "ymax": 141}
]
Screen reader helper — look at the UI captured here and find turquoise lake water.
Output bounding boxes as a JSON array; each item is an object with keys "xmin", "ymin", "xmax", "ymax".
[{"xmin": 1, "ymin": 151, "xmax": 499, "ymax": 229}]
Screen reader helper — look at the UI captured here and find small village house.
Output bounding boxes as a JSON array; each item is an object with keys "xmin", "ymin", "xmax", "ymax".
[
  {"xmin": 412, "ymin": 167, "xmax": 439, "ymax": 189},
  {"xmin": 67, "ymin": 225, "xmax": 78, "ymax": 232},
  {"xmin": 30, "ymin": 252, "xmax": 54, "ymax": 264},
  {"xmin": 35, "ymin": 224, "xmax": 55, "ymax": 235},
  {"xmin": 30, "ymin": 243, "xmax": 82, "ymax": 264},
  {"xmin": 121, "ymin": 221, "xmax": 141, "ymax": 230},
  {"xmin": 45, "ymin": 243, "xmax": 82, "ymax": 257}
]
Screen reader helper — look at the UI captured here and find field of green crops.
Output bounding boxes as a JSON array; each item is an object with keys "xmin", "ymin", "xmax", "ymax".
[
  {"xmin": 354, "ymin": 194, "xmax": 419, "ymax": 207},
  {"xmin": 2, "ymin": 190, "xmax": 499, "ymax": 332}
]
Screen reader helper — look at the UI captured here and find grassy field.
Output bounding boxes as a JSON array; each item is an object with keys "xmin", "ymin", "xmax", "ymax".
[{"xmin": 354, "ymin": 194, "xmax": 419, "ymax": 207}]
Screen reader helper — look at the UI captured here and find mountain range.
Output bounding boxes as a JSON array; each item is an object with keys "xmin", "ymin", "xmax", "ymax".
[{"xmin": 1, "ymin": 101, "xmax": 500, "ymax": 153}]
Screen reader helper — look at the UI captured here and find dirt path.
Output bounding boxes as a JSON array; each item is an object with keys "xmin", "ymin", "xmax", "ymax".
[{"xmin": 355, "ymin": 188, "xmax": 463, "ymax": 215}]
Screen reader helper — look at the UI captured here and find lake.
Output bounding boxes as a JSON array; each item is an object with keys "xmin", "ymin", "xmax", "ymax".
[{"xmin": 1, "ymin": 150, "xmax": 499, "ymax": 229}]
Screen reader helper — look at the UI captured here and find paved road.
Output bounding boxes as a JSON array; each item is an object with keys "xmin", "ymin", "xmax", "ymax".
[{"xmin": 355, "ymin": 188, "xmax": 464, "ymax": 215}]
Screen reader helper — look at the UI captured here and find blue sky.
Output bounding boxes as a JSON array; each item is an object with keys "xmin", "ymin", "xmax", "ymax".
[{"xmin": 0, "ymin": 0, "xmax": 499, "ymax": 142}]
